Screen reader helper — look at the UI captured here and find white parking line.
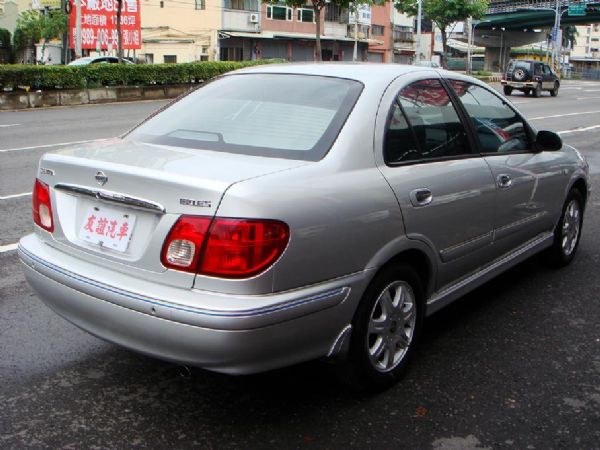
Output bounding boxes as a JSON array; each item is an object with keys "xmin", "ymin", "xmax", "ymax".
[
  {"xmin": 0, "ymin": 124, "xmax": 21, "ymax": 128},
  {"xmin": 529, "ymin": 110, "xmax": 600, "ymax": 120},
  {"xmin": 0, "ymin": 192, "xmax": 31, "ymax": 200},
  {"xmin": 0, "ymin": 138, "xmax": 107, "ymax": 153},
  {"xmin": 0, "ymin": 243, "xmax": 18, "ymax": 253},
  {"xmin": 576, "ymin": 96, "xmax": 600, "ymax": 100},
  {"xmin": 558, "ymin": 124, "xmax": 600, "ymax": 135}
]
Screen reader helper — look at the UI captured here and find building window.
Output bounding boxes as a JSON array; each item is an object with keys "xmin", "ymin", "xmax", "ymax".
[
  {"xmin": 195, "ymin": 0, "xmax": 205, "ymax": 10},
  {"xmin": 297, "ymin": 8, "xmax": 314, "ymax": 23},
  {"xmin": 393, "ymin": 25, "xmax": 413, "ymax": 42},
  {"xmin": 223, "ymin": 0, "xmax": 258, "ymax": 11},
  {"xmin": 372, "ymin": 25, "xmax": 384, "ymax": 36},
  {"xmin": 144, "ymin": 53, "xmax": 154, "ymax": 64},
  {"xmin": 164, "ymin": 55, "xmax": 177, "ymax": 63},
  {"xmin": 325, "ymin": 4, "xmax": 343, "ymax": 22},
  {"xmin": 267, "ymin": 4, "xmax": 292, "ymax": 21}
]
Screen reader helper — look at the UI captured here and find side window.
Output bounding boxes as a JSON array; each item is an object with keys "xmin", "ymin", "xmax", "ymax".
[
  {"xmin": 384, "ymin": 102, "xmax": 421, "ymax": 163},
  {"xmin": 543, "ymin": 65, "xmax": 552, "ymax": 75},
  {"xmin": 393, "ymin": 79, "xmax": 471, "ymax": 162},
  {"xmin": 449, "ymin": 80, "xmax": 531, "ymax": 154},
  {"xmin": 534, "ymin": 64, "xmax": 543, "ymax": 75}
]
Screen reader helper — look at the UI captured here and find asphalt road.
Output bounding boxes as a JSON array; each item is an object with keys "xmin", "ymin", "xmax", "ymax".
[{"xmin": 1, "ymin": 82, "xmax": 599, "ymax": 449}]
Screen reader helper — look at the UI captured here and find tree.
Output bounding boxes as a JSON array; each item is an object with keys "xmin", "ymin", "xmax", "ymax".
[
  {"xmin": 266, "ymin": 0, "xmax": 371, "ymax": 61},
  {"xmin": 562, "ymin": 25, "xmax": 578, "ymax": 50},
  {"xmin": 116, "ymin": 0, "xmax": 125, "ymax": 63},
  {"xmin": 13, "ymin": 9, "xmax": 68, "ymax": 63},
  {"xmin": 395, "ymin": 0, "xmax": 488, "ymax": 68},
  {"xmin": 0, "ymin": 28, "xmax": 12, "ymax": 63}
]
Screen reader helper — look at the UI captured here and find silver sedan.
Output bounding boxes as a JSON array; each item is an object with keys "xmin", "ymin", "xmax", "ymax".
[{"xmin": 19, "ymin": 63, "xmax": 589, "ymax": 390}]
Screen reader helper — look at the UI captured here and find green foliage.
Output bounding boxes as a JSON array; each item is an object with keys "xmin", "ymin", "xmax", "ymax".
[
  {"xmin": 0, "ymin": 59, "xmax": 284, "ymax": 90},
  {"xmin": 396, "ymin": 0, "xmax": 488, "ymax": 67},
  {"xmin": 395, "ymin": 0, "xmax": 488, "ymax": 31},
  {"xmin": 13, "ymin": 9, "xmax": 68, "ymax": 50},
  {"xmin": 562, "ymin": 26, "xmax": 578, "ymax": 49}
]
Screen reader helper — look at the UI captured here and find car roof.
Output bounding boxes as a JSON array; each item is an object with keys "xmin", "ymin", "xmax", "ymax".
[{"xmin": 234, "ymin": 62, "xmax": 445, "ymax": 84}]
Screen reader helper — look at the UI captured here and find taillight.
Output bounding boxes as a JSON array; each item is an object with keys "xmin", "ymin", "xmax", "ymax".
[
  {"xmin": 161, "ymin": 216, "xmax": 211, "ymax": 273},
  {"xmin": 201, "ymin": 218, "xmax": 289, "ymax": 278},
  {"xmin": 32, "ymin": 179, "xmax": 54, "ymax": 232},
  {"xmin": 161, "ymin": 216, "xmax": 289, "ymax": 278}
]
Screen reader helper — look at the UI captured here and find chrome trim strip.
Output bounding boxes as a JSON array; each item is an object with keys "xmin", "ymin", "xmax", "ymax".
[
  {"xmin": 19, "ymin": 244, "xmax": 348, "ymax": 319},
  {"xmin": 426, "ymin": 232, "xmax": 553, "ymax": 316},
  {"xmin": 54, "ymin": 183, "xmax": 166, "ymax": 214}
]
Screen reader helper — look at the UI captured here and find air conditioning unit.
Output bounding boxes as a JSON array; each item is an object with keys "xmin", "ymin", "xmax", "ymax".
[{"xmin": 249, "ymin": 13, "xmax": 259, "ymax": 23}]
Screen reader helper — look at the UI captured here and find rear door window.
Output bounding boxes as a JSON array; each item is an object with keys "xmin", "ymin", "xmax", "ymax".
[
  {"xmin": 449, "ymin": 80, "xmax": 531, "ymax": 154},
  {"xmin": 385, "ymin": 79, "xmax": 471, "ymax": 164}
]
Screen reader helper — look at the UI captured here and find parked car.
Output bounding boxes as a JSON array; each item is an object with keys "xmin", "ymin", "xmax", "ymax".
[
  {"xmin": 19, "ymin": 64, "xmax": 589, "ymax": 390},
  {"xmin": 413, "ymin": 60, "xmax": 441, "ymax": 68},
  {"xmin": 68, "ymin": 56, "xmax": 134, "ymax": 66},
  {"xmin": 501, "ymin": 59, "xmax": 560, "ymax": 97}
]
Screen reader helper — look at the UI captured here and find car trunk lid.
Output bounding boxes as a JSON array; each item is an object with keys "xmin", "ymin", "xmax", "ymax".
[{"xmin": 37, "ymin": 138, "xmax": 306, "ymax": 288}]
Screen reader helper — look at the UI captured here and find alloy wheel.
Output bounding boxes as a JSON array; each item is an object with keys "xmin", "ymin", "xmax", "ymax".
[
  {"xmin": 561, "ymin": 199, "xmax": 581, "ymax": 256},
  {"xmin": 366, "ymin": 281, "xmax": 416, "ymax": 373}
]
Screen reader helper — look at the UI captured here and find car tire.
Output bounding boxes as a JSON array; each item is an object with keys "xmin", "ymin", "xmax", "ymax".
[
  {"xmin": 524, "ymin": 89, "xmax": 531, "ymax": 96},
  {"xmin": 550, "ymin": 81, "xmax": 559, "ymax": 97},
  {"xmin": 503, "ymin": 86, "xmax": 513, "ymax": 96},
  {"xmin": 341, "ymin": 263, "xmax": 424, "ymax": 391},
  {"xmin": 532, "ymin": 82, "xmax": 542, "ymax": 98},
  {"xmin": 545, "ymin": 189, "xmax": 584, "ymax": 267}
]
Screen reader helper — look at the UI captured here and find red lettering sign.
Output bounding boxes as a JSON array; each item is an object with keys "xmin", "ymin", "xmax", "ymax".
[{"xmin": 69, "ymin": 0, "xmax": 141, "ymax": 50}]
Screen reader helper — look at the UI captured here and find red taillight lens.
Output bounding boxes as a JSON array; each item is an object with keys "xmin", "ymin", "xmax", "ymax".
[
  {"xmin": 161, "ymin": 216, "xmax": 290, "ymax": 278},
  {"xmin": 32, "ymin": 179, "xmax": 54, "ymax": 232},
  {"xmin": 201, "ymin": 218, "xmax": 290, "ymax": 278},
  {"xmin": 161, "ymin": 216, "xmax": 212, "ymax": 273}
]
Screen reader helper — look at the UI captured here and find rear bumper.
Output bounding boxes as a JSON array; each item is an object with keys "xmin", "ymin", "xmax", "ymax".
[
  {"xmin": 19, "ymin": 233, "xmax": 371, "ymax": 374},
  {"xmin": 501, "ymin": 80, "xmax": 536, "ymax": 88}
]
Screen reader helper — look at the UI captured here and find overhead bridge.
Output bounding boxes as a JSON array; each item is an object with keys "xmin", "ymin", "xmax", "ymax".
[{"xmin": 466, "ymin": 0, "xmax": 600, "ymax": 71}]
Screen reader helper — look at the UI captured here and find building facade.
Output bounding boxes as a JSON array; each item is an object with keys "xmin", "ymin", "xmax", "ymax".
[
  {"xmin": 138, "ymin": 1, "xmax": 418, "ymax": 64},
  {"xmin": 570, "ymin": 23, "xmax": 600, "ymax": 72}
]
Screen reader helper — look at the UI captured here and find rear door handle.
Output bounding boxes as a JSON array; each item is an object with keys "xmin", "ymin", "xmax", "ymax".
[
  {"xmin": 497, "ymin": 174, "xmax": 512, "ymax": 189},
  {"xmin": 409, "ymin": 188, "xmax": 433, "ymax": 207}
]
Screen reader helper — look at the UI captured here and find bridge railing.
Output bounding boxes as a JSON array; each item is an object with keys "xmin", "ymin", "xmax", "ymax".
[{"xmin": 488, "ymin": 0, "xmax": 595, "ymax": 14}]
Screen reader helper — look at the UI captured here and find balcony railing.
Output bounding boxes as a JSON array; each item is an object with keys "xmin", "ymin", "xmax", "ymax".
[{"xmin": 393, "ymin": 31, "xmax": 414, "ymax": 43}]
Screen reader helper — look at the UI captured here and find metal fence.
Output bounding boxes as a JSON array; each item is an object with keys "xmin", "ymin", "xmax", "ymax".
[
  {"xmin": 564, "ymin": 69, "xmax": 600, "ymax": 80},
  {"xmin": 447, "ymin": 58, "xmax": 485, "ymax": 71}
]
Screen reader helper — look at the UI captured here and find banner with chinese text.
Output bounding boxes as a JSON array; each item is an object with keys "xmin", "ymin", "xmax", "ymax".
[{"xmin": 69, "ymin": 0, "xmax": 141, "ymax": 50}]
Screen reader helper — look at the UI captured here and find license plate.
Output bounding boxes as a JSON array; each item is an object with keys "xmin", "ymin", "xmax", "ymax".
[
  {"xmin": 512, "ymin": 83, "xmax": 524, "ymax": 88},
  {"xmin": 78, "ymin": 205, "xmax": 137, "ymax": 253}
]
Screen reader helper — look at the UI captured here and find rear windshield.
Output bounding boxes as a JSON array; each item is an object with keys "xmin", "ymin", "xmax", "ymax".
[
  {"xmin": 127, "ymin": 74, "xmax": 363, "ymax": 161},
  {"xmin": 509, "ymin": 61, "xmax": 530, "ymax": 71}
]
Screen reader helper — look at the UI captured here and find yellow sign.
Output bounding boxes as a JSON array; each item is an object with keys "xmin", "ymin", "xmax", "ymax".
[{"xmin": 36, "ymin": 0, "xmax": 61, "ymax": 9}]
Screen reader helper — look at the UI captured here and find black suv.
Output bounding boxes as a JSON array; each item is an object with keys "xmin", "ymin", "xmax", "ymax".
[{"xmin": 501, "ymin": 59, "xmax": 560, "ymax": 97}]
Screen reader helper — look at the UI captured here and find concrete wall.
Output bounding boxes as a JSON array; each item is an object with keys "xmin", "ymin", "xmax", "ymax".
[{"xmin": 0, "ymin": 85, "xmax": 192, "ymax": 110}]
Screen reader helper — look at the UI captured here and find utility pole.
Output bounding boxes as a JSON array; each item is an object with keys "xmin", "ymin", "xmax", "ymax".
[
  {"xmin": 466, "ymin": 16, "xmax": 472, "ymax": 74},
  {"xmin": 353, "ymin": 3, "xmax": 358, "ymax": 61},
  {"xmin": 551, "ymin": 0, "xmax": 559, "ymax": 69},
  {"xmin": 416, "ymin": 0, "xmax": 422, "ymax": 61},
  {"xmin": 75, "ymin": 0, "xmax": 82, "ymax": 58}
]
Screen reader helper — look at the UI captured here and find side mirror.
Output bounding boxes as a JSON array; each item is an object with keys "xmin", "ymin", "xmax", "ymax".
[{"xmin": 535, "ymin": 130, "xmax": 562, "ymax": 152}]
